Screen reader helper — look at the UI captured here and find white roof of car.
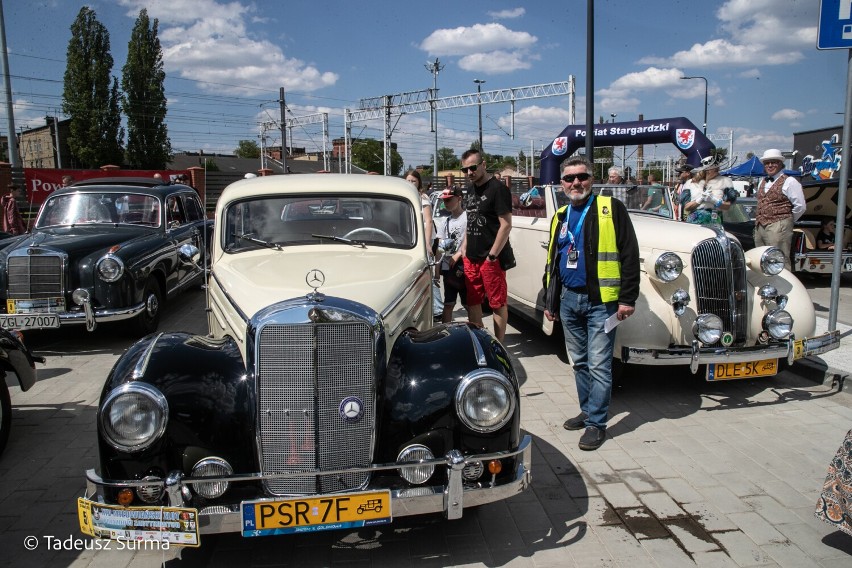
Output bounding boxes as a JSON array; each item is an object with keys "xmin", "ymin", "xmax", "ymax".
[{"xmin": 216, "ymin": 173, "xmax": 420, "ymax": 212}]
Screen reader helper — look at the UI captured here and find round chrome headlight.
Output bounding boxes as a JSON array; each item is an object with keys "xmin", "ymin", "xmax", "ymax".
[
  {"xmin": 655, "ymin": 252, "xmax": 683, "ymax": 282},
  {"xmin": 760, "ymin": 248, "xmax": 785, "ymax": 276},
  {"xmin": 693, "ymin": 313, "xmax": 724, "ymax": 345},
  {"xmin": 96, "ymin": 254, "xmax": 125, "ymax": 282},
  {"xmin": 455, "ymin": 370, "xmax": 516, "ymax": 433},
  {"xmin": 191, "ymin": 457, "xmax": 233, "ymax": 499},
  {"xmin": 100, "ymin": 382, "xmax": 168, "ymax": 452},
  {"xmin": 763, "ymin": 309, "xmax": 793, "ymax": 340},
  {"xmin": 397, "ymin": 444, "xmax": 435, "ymax": 485}
]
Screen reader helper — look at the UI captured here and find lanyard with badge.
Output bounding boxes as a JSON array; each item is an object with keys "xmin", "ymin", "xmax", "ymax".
[{"xmin": 559, "ymin": 197, "xmax": 592, "ymax": 269}]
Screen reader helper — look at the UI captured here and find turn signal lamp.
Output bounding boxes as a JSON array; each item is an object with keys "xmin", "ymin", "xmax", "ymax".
[
  {"xmin": 487, "ymin": 460, "xmax": 502, "ymax": 475},
  {"xmin": 117, "ymin": 488, "xmax": 134, "ymax": 506}
]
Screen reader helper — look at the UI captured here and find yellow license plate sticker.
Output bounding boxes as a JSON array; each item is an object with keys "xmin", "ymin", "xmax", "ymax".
[
  {"xmin": 707, "ymin": 359, "xmax": 778, "ymax": 381},
  {"xmin": 793, "ymin": 339, "xmax": 805, "ymax": 360},
  {"xmin": 77, "ymin": 497, "xmax": 200, "ymax": 547},
  {"xmin": 241, "ymin": 490, "xmax": 392, "ymax": 537}
]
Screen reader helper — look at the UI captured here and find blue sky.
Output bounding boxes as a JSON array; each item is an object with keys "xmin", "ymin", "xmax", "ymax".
[{"xmin": 2, "ymin": 0, "xmax": 848, "ymax": 171}]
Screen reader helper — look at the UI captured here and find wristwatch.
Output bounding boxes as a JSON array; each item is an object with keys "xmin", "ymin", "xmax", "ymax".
[{"xmin": 487, "ymin": 253, "xmax": 497, "ymax": 261}]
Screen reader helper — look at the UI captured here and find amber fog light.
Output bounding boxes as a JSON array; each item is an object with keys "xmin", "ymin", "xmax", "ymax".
[
  {"xmin": 397, "ymin": 444, "xmax": 435, "ymax": 485},
  {"xmin": 487, "ymin": 460, "xmax": 503, "ymax": 475},
  {"xmin": 191, "ymin": 457, "xmax": 233, "ymax": 499}
]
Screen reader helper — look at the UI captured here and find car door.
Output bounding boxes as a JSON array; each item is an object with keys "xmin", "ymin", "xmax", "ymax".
[{"xmin": 165, "ymin": 193, "xmax": 204, "ymax": 293}]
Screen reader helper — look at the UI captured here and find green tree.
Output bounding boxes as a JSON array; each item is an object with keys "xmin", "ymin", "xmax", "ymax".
[
  {"xmin": 235, "ymin": 139, "xmax": 261, "ymax": 159},
  {"xmin": 202, "ymin": 158, "xmax": 219, "ymax": 171},
  {"xmin": 351, "ymin": 139, "xmax": 402, "ymax": 175},
  {"xmin": 436, "ymin": 147, "xmax": 459, "ymax": 172},
  {"xmin": 121, "ymin": 9, "xmax": 171, "ymax": 169},
  {"xmin": 62, "ymin": 7, "xmax": 124, "ymax": 167}
]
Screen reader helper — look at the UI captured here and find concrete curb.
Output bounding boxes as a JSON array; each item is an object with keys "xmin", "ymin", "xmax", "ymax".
[{"xmin": 793, "ymin": 355, "xmax": 850, "ymax": 392}]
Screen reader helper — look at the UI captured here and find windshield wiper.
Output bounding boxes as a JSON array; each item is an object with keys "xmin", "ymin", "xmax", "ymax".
[
  {"xmin": 311, "ymin": 234, "xmax": 366, "ymax": 248},
  {"xmin": 237, "ymin": 233, "xmax": 282, "ymax": 250}
]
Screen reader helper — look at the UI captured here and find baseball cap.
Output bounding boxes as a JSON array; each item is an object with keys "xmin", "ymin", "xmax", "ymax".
[{"xmin": 440, "ymin": 187, "xmax": 463, "ymax": 199}]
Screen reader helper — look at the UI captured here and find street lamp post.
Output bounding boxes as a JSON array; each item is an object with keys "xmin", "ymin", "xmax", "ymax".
[
  {"xmin": 680, "ymin": 76, "xmax": 708, "ymax": 135},
  {"xmin": 474, "ymin": 79, "xmax": 486, "ymax": 151}
]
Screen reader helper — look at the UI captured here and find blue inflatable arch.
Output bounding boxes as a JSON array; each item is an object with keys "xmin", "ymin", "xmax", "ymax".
[{"xmin": 539, "ymin": 117, "xmax": 716, "ymax": 185}]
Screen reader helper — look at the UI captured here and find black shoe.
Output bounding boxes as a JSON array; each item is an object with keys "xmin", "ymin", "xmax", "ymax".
[
  {"xmin": 563, "ymin": 413, "xmax": 587, "ymax": 431},
  {"xmin": 578, "ymin": 426, "xmax": 606, "ymax": 451}
]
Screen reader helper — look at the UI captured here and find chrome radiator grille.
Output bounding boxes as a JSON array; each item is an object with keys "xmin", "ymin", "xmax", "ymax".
[
  {"xmin": 257, "ymin": 322, "xmax": 375, "ymax": 496},
  {"xmin": 691, "ymin": 238, "xmax": 748, "ymax": 344},
  {"xmin": 7, "ymin": 255, "xmax": 64, "ymax": 298}
]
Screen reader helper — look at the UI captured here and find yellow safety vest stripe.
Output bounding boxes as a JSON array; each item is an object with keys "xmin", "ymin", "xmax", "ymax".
[{"xmin": 596, "ymin": 196, "xmax": 621, "ymax": 302}]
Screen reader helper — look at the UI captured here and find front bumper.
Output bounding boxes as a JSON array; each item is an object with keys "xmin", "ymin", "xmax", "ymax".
[
  {"xmin": 793, "ymin": 251, "xmax": 852, "ymax": 273},
  {"xmin": 57, "ymin": 300, "xmax": 146, "ymax": 331},
  {"xmin": 83, "ymin": 435, "xmax": 533, "ymax": 535},
  {"xmin": 622, "ymin": 330, "xmax": 841, "ymax": 374}
]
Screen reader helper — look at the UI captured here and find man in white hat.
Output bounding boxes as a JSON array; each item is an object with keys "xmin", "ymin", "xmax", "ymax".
[{"xmin": 754, "ymin": 149, "xmax": 805, "ymax": 270}]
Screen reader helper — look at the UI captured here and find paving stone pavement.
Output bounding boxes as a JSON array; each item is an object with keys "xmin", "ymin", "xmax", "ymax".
[{"xmin": 1, "ymin": 287, "xmax": 851, "ymax": 567}]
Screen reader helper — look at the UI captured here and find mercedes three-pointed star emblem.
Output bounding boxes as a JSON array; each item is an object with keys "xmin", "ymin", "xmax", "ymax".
[
  {"xmin": 306, "ymin": 269, "xmax": 325, "ymax": 290},
  {"xmin": 339, "ymin": 396, "xmax": 364, "ymax": 423}
]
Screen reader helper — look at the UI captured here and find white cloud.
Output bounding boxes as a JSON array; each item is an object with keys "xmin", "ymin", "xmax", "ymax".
[
  {"xmin": 772, "ymin": 108, "xmax": 805, "ymax": 121},
  {"xmin": 487, "ymin": 8, "xmax": 526, "ymax": 19},
  {"xmin": 117, "ymin": 0, "xmax": 338, "ymax": 95},
  {"xmin": 420, "ymin": 23, "xmax": 536, "ymax": 56},
  {"xmin": 419, "ymin": 23, "xmax": 537, "ymax": 74},
  {"xmin": 458, "ymin": 50, "xmax": 537, "ymax": 74}
]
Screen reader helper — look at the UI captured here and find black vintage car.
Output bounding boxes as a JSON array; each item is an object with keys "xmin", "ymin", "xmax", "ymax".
[
  {"xmin": 0, "ymin": 328, "xmax": 44, "ymax": 456},
  {"xmin": 0, "ymin": 178, "xmax": 211, "ymax": 336},
  {"xmin": 79, "ymin": 174, "xmax": 531, "ymax": 545}
]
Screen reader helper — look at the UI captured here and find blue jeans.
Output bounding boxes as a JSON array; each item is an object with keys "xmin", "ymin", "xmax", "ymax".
[{"xmin": 559, "ymin": 288, "xmax": 618, "ymax": 430}]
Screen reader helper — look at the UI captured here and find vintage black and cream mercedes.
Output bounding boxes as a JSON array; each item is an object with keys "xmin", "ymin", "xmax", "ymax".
[{"xmin": 79, "ymin": 174, "xmax": 530, "ymax": 545}]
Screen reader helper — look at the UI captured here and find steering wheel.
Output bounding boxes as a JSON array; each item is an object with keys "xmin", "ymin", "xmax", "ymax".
[{"xmin": 342, "ymin": 227, "xmax": 395, "ymax": 243}]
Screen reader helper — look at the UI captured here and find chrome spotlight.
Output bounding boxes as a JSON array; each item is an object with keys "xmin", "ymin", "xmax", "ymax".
[{"xmin": 670, "ymin": 289, "xmax": 690, "ymax": 316}]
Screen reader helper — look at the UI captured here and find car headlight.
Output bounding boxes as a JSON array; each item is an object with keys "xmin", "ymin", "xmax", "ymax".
[
  {"xmin": 763, "ymin": 309, "xmax": 793, "ymax": 340},
  {"xmin": 760, "ymin": 248, "xmax": 785, "ymax": 276},
  {"xmin": 100, "ymin": 382, "xmax": 168, "ymax": 452},
  {"xmin": 397, "ymin": 444, "xmax": 435, "ymax": 484},
  {"xmin": 654, "ymin": 252, "xmax": 683, "ymax": 282},
  {"xmin": 693, "ymin": 313, "xmax": 723, "ymax": 345},
  {"xmin": 96, "ymin": 254, "xmax": 124, "ymax": 282},
  {"xmin": 455, "ymin": 369, "xmax": 516, "ymax": 433},
  {"xmin": 191, "ymin": 457, "xmax": 233, "ymax": 498}
]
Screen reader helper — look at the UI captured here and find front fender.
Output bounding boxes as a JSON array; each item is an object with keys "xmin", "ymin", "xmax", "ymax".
[
  {"xmin": 377, "ymin": 322, "xmax": 520, "ymax": 463},
  {"xmin": 97, "ymin": 332, "xmax": 251, "ymax": 480},
  {"xmin": 0, "ymin": 328, "xmax": 42, "ymax": 391}
]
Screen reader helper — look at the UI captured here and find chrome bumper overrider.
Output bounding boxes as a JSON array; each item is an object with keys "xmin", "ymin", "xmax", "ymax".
[
  {"xmin": 623, "ymin": 330, "xmax": 841, "ymax": 374},
  {"xmin": 58, "ymin": 301, "xmax": 146, "ymax": 331},
  {"xmin": 84, "ymin": 435, "xmax": 533, "ymax": 534}
]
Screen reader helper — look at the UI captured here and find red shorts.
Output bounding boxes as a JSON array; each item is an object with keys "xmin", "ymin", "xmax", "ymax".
[{"xmin": 463, "ymin": 257, "xmax": 507, "ymax": 308}]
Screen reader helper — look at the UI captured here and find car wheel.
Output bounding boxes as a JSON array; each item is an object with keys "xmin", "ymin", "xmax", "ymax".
[
  {"xmin": 133, "ymin": 278, "xmax": 163, "ymax": 336},
  {"xmin": 0, "ymin": 379, "xmax": 11, "ymax": 457}
]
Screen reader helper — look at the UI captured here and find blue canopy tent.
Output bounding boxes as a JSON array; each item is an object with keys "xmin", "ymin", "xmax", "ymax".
[{"xmin": 722, "ymin": 156, "xmax": 800, "ymax": 177}]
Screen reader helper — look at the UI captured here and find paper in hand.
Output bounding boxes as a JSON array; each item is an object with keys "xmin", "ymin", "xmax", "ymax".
[{"xmin": 604, "ymin": 312, "xmax": 622, "ymax": 334}]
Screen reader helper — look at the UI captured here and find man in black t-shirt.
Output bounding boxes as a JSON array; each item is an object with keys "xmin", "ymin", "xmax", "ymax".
[{"xmin": 459, "ymin": 149, "xmax": 513, "ymax": 342}]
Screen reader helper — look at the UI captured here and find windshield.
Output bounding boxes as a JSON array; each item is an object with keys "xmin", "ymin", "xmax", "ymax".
[
  {"xmin": 551, "ymin": 184, "xmax": 674, "ymax": 218},
  {"xmin": 725, "ymin": 200, "xmax": 757, "ymax": 223},
  {"xmin": 36, "ymin": 193, "xmax": 162, "ymax": 228},
  {"xmin": 223, "ymin": 194, "xmax": 417, "ymax": 252}
]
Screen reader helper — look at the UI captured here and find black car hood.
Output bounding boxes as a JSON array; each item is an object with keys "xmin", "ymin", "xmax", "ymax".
[{"xmin": 5, "ymin": 226, "xmax": 157, "ymax": 259}]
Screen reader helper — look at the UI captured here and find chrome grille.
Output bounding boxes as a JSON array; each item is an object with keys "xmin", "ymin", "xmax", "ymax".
[
  {"xmin": 691, "ymin": 238, "xmax": 748, "ymax": 343},
  {"xmin": 7, "ymin": 255, "xmax": 64, "ymax": 298},
  {"xmin": 257, "ymin": 322, "xmax": 375, "ymax": 495}
]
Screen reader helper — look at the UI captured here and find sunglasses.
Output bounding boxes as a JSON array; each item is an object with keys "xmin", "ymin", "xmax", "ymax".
[
  {"xmin": 460, "ymin": 163, "xmax": 481, "ymax": 174},
  {"xmin": 561, "ymin": 173, "xmax": 591, "ymax": 183}
]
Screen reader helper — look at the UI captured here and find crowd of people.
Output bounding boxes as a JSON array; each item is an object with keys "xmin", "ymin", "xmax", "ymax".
[{"xmin": 420, "ymin": 146, "xmax": 819, "ymax": 452}]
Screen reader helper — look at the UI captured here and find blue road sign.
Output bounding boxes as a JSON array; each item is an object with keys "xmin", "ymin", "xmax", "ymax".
[{"xmin": 819, "ymin": 0, "xmax": 852, "ymax": 49}]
